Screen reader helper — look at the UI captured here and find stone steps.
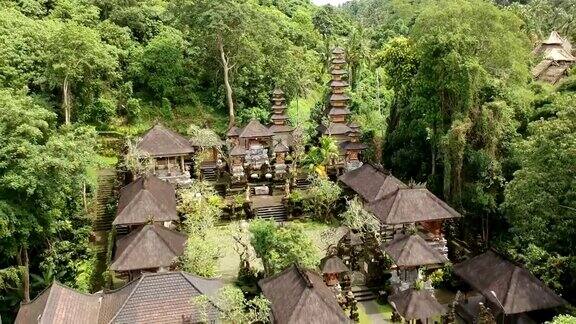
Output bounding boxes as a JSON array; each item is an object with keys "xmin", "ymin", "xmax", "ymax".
[
  {"xmin": 352, "ymin": 285, "xmax": 378, "ymax": 302},
  {"xmin": 255, "ymin": 205, "xmax": 287, "ymax": 222}
]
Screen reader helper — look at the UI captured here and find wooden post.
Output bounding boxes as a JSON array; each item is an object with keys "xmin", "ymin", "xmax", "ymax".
[{"xmin": 180, "ymin": 156, "xmax": 185, "ymax": 173}]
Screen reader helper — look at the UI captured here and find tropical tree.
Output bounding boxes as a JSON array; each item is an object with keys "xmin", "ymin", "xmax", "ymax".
[
  {"xmin": 304, "ymin": 136, "xmax": 339, "ymax": 178},
  {"xmin": 302, "ymin": 177, "xmax": 342, "ymax": 221}
]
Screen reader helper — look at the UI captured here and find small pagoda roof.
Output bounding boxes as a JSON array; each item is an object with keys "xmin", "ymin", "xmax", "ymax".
[
  {"xmin": 272, "ymin": 104, "xmax": 287, "ymax": 109},
  {"xmin": 227, "ymin": 126, "xmax": 241, "ymax": 137},
  {"xmin": 271, "ymin": 114, "xmax": 289, "ymax": 120},
  {"xmin": 339, "ymin": 164, "xmax": 406, "ymax": 202},
  {"xmin": 274, "ymin": 142, "xmax": 290, "ymax": 153},
  {"xmin": 110, "ymin": 224, "xmax": 186, "ymax": 272},
  {"xmin": 230, "ymin": 145, "xmax": 247, "ymax": 156},
  {"xmin": 324, "ymin": 123, "xmax": 352, "ymax": 135},
  {"xmin": 329, "ymin": 107, "xmax": 351, "ymax": 115},
  {"xmin": 114, "ymin": 175, "xmax": 178, "ymax": 226},
  {"xmin": 259, "ymin": 265, "xmax": 350, "ymax": 324},
  {"xmin": 331, "ymin": 68, "xmax": 347, "ymax": 75},
  {"xmin": 454, "ymin": 250, "xmax": 567, "ymax": 314},
  {"xmin": 340, "ymin": 141, "xmax": 368, "ymax": 151},
  {"xmin": 331, "ymin": 58, "xmax": 346, "ymax": 65},
  {"xmin": 543, "ymin": 31, "xmax": 565, "ymax": 45},
  {"xmin": 320, "ymin": 255, "xmax": 349, "ymax": 274},
  {"xmin": 383, "ymin": 234, "xmax": 448, "ymax": 268},
  {"xmin": 273, "ymin": 88, "xmax": 285, "ymax": 96},
  {"xmin": 330, "ymin": 94, "xmax": 350, "ymax": 102},
  {"xmin": 239, "ymin": 119, "xmax": 273, "ymax": 138},
  {"xmin": 330, "ymin": 80, "xmax": 349, "ymax": 87},
  {"xmin": 137, "ymin": 124, "xmax": 194, "ymax": 157},
  {"xmin": 364, "ymin": 188, "xmax": 461, "ymax": 225},
  {"xmin": 269, "ymin": 124, "xmax": 293, "ymax": 133},
  {"xmin": 389, "ymin": 289, "xmax": 445, "ymax": 321},
  {"xmin": 332, "ymin": 47, "xmax": 345, "ymax": 55}
]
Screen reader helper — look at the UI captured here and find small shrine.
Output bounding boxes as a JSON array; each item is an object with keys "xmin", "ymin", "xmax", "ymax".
[
  {"xmin": 532, "ymin": 31, "xmax": 575, "ymax": 84},
  {"xmin": 320, "ymin": 47, "xmax": 366, "ymax": 173},
  {"xmin": 227, "ymin": 89, "xmax": 295, "ymax": 188}
]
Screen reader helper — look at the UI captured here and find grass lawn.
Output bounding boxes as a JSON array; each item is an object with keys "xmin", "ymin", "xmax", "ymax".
[
  {"xmin": 209, "ymin": 219, "xmax": 345, "ymax": 283},
  {"xmin": 358, "ymin": 301, "xmax": 394, "ymax": 324}
]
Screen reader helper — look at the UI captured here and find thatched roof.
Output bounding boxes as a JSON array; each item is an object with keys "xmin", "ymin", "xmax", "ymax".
[
  {"xmin": 324, "ymin": 123, "xmax": 352, "ymax": 135},
  {"xmin": 269, "ymin": 124, "xmax": 293, "ymax": 134},
  {"xmin": 259, "ymin": 265, "xmax": 350, "ymax": 324},
  {"xmin": 533, "ymin": 60, "xmax": 571, "ymax": 84},
  {"xmin": 453, "ymin": 251, "xmax": 566, "ymax": 314},
  {"xmin": 320, "ymin": 255, "xmax": 349, "ymax": 274},
  {"xmin": 330, "ymin": 94, "xmax": 350, "ymax": 102},
  {"xmin": 137, "ymin": 124, "xmax": 194, "ymax": 157},
  {"xmin": 544, "ymin": 48, "xmax": 576, "ymax": 62},
  {"xmin": 340, "ymin": 141, "xmax": 368, "ymax": 151},
  {"xmin": 329, "ymin": 108, "xmax": 351, "ymax": 116},
  {"xmin": 365, "ymin": 188, "xmax": 461, "ymax": 225},
  {"xmin": 331, "ymin": 58, "xmax": 346, "ymax": 65},
  {"xmin": 338, "ymin": 164, "xmax": 406, "ymax": 202},
  {"xmin": 543, "ymin": 31, "xmax": 565, "ymax": 45},
  {"xmin": 229, "ymin": 145, "xmax": 247, "ymax": 156},
  {"xmin": 110, "ymin": 224, "xmax": 186, "ymax": 272},
  {"xmin": 271, "ymin": 114, "xmax": 289, "ymax": 121},
  {"xmin": 383, "ymin": 234, "xmax": 448, "ymax": 268},
  {"xmin": 239, "ymin": 119, "xmax": 274, "ymax": 138},
  {"xmin": 388, "ymin": 289, "xmax": 445, "ymax": 321},
  {"xmin": 273, "ymin": 88, "xmax": 285, "ymax": 96},
  {"xmin": 331, "ymin": 68, "xmax": 347, "ymax": 75},
  {"xmin": 15, "ymin": 282, "xmax": 101, "ymax": 324},
  {"xmin": 113, "ymin": 175, "xmax": 178, "ymax": 226},
  {"xmin": 332, "ymin": 47, "xmax": 345, "ymax": 55},
  {"xmin": 274, "ymin": 142, "xmax": 290, "ymax": 153},
  {"xmin": 227, "ymin": 126, "xmax": 240, "ymax": 137},
  {"xmin": 330, "ymin": 80, "xmax": 349, "ymax": 87}
]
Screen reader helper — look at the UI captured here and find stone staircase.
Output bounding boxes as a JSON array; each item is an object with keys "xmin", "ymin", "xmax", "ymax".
[
  {"xmin": 92, "ymin": 169, "xmax": 117, "ymax": 232},
  {"xmin": 352, "ymin": 285, "xmax": 378, "ymax": 302},
  {"xmin": 255, "ymin": 204, "xmax": 287, "ymax": 222},
  {"xmin": 200, "ymin": 166, "xmax": 218, "ymax": 182},
  {"xmin": 295, "ymin": 177, "xmax": 311, "ymax": 189}
]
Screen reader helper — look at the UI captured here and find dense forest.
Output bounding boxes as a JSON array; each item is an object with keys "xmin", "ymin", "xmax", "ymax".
[{"xmin": 1, "ymin": 0, "xmax": 575, "ymax": 321}]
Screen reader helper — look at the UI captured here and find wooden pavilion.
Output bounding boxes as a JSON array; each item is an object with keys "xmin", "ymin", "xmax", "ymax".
[
  {"xmin": 16, "ymin": 272, "xmax": 223, "ymax": 324},
  {"xmin": 388, "ymin": 288, "xmax": 446, "ymax": 324},
  {"xmin": 112, "ymin": 175, "xmax": 178, "ymax": 232},
  {"xmin": 338, "ymin": 163, "xmax": 406, "ymax": 202},
  {"xmin": 136, "ymin": 124, "xmax": 195, "ymax": 183},
  {"xmin": 110, "ymin": 224, "xmax": 186, "ymax": 280},
  {"xmin": 383, "ymin": 234, "xmax": 448, "ymax": 286},
  {"xmin": 259, "ymin": 265, "xmax": 351, "ymax": 324},
  {"xmin": 453, "ymin": 251, "xmax": 566, "ymax": 323}
]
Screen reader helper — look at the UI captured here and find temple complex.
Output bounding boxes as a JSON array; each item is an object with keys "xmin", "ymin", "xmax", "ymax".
[{"xmin": 532, "ymin": 31, "xmax": 575, "ymax": 84}]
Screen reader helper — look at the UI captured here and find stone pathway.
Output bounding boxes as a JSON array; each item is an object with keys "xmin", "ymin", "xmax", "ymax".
[{"xmin": 359, "ymin": 300, "xmax": 393, "ymax": 324}]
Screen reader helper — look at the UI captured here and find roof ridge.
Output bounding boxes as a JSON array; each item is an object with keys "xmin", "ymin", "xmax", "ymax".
[
  {"xmin": 110, "ymin": 226, "xmax": 149, "ymax": 269},
  {"xmin": 385, "ymin": 188, "xmax": 402, "ymax": 223},
  {"xmin": 502, "ymin": 267, "xmax": 520, "ymax": 311},
  {"xmin": 153, "ymin": 225, "xmax": 186, "ymax": 255},
  {"xmin": 107, "ymin": 274, "xmax": 147, "ymax": 323}
]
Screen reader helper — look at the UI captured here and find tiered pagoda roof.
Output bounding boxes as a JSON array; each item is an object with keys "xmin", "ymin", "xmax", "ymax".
[
  {"xmin": 268, "ymin": 88, "xmax": 293, "ymax": 146},
  {"xmin": 113, "ymin": 175, "xmax": 178, "ymax": 226},
  {"xmin": 238, "ymin": 119, "xmax": 273, "ymax": 138}
]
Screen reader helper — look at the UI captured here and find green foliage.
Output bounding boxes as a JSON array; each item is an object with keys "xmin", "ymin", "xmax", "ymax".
[
  {"xmin": 340, "ymin": 197, "xmax": 379, "ymax": 233},
  {"xmin": 237, "ymin": 107, "xmax": 271, "ymax": 125},
  {"xmin": 249, "ymin": 219, "xmax": 319, "ymax": 276},
  {"xmin": 193, "ymin": 285, "xmax": 271, "ymax": 324},
  {"xmin": 547, "ymin": 315, "xmax": 576, "ymax": 324},
  {"xmin": 302, "ymin": 177, "xmax": 342, "ymax": 221}
]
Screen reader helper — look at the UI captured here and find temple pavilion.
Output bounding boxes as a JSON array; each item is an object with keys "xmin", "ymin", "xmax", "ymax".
[
  {"xmin": 136, "ymin": 124, "xmax": 195, "ymax": 184},
  {"xmin": 532, "ymin": 31, "xmax": 575, "ymax": 84},
  {"xmin": 319, "ymin": 47, "xmax": 367, "ymax": 173},
  {"xmin": 112, "ymin": 175, "xmax": 178, "ymax": 233}
]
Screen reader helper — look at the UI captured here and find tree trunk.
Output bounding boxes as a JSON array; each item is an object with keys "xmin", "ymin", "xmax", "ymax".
[
  {"xmin": 63, "ymin": 75, "xmax": 71, "ymax": 125},
  {"xmin": 217, "ymin": 34, "xmax": 235, "ymax": 127},
  {"xmin": 19, "ymin": 247, "xmax": 30, "ymax": 303}
]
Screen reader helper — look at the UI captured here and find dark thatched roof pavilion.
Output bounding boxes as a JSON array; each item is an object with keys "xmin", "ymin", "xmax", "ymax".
[
  {"xmin": 364, "ymin": 188, "xmax": 461, "ymax": 225},
  {"xmin": 137, "ymin": 124, "xmax": 194, "ymax": 157},
  {"xmin": 453, "ymin": 251, "xmax": 566, "ymax": 315},
  {"xmin": 259, "ymin": 265, "xmax": 350, "ymax": 324},
  {"xmin": 110, "ymin": 224, "xmax": 186, "ymax": 272},
  {"xmin": 383, "ymin": 234, "xmax": 448, "ymax": 268},
  {"xmin": 113, "ymin": 175, "xmax": 178, "ymax": 226},
  {"xmin": 389, "ymin": 289, "xmax": 445, "ymax": 322},
  {"xmin": 338, "ymin": 164, "xmax": 406, "ymax": 202},
  {"xmin": 238, "ymin": 119, "xmax": 273, "ymax": 138}
]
